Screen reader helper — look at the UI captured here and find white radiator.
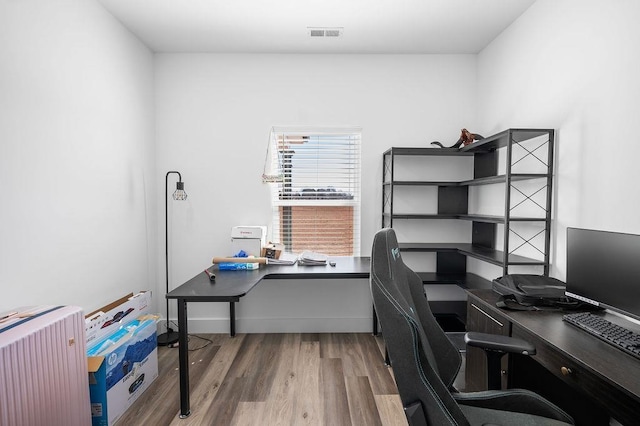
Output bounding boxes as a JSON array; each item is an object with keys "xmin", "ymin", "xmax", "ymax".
[{"xmin": 0, "ymin": 305, "xmax": 91, "ymax": 426}]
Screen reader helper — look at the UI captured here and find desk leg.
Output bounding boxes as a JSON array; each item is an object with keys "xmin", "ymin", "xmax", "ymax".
[
  {"xmin": 229, "ymin": 301, "xmax": 236, "ymax": 337},
  {"xmin": 177, "ymin": 299, "xmax": 191, "ymax": 418}
]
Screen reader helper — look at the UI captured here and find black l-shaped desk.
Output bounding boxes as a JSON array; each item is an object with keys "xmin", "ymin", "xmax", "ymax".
[
  {"xmin": 166, "ymin": 263, "xmax": 640, "ymax": 423},
  {"xmin": 165, "ymin": 256, "xmax": 370, "ymax": 418}
]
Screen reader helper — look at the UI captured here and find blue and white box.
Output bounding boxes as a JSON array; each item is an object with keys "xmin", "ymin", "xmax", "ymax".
[{"xmin": 87, "ymin": 313, "xmax": 158, "ymax": 426}]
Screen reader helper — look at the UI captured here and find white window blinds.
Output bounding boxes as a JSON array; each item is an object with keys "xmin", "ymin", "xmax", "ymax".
[{"xmin": 269, "ymin": 127, "xmax": 361, "ymax": 256}]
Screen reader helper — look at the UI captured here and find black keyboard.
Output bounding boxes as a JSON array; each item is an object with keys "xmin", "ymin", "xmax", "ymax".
[{"xmin": 563, "ymin": 312, "xmax": 640, "ymax": 360}]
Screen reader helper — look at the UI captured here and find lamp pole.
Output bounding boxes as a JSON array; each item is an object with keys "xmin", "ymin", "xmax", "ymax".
[{"xmin": 157, "ymin": 171, "xmax": 187, "ymax": 346}]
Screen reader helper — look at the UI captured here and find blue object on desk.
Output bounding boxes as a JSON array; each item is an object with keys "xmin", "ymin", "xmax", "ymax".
[{"xmin": 218, "ymin": 262, "xmax": 259, "ymax": 270}]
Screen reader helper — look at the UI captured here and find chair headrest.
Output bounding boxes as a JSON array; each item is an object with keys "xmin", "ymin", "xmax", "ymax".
[{"xmin": 371, "ymin": 228, "xmax": 403, "ymax": 283}]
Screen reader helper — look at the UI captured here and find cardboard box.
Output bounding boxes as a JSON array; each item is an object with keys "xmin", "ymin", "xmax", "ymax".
[
  {"xmin": 261, "ymin": 242, "xmax": 284, "ymax": 259},
  {"xmin": 85, "ymin": 291, "xmax": 152, "ymax": 349},
  {"xmin": 86, "ymin": 293, "xmax": 157, "ymax": 426}
]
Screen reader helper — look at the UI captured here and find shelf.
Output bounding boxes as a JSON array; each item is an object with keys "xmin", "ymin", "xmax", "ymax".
[
  {"xmin": 398, "ymin": 242, "xmax": 545, "ymax": 268},
  {"xmin": 383, "ymin": 180, "xmax": 459, "ymax": 187},
  {"xmin": 387, "ymin": 213, "xmax": 546, "ymax": 224},
  {"xmin": 456, "ymin": 243, "xmax": 545, "ymax": 266},
  {"xmin": 385, "ymin": 214, "xmax": 462, "ymax": 220},
  {"xmin": 383, "ymin": 129, "xmax": 554, "ymax": 157},
  {"xmin": 383, "ymin": 174, "xmax": 549, "ymax": 188},
  {"xmin": 383, "ymin": 147, "xmax": 473, "ymax": 156},
  {"xmin": 384, "ymin": 213, "xmax": 458, "ymax": 220},
  {"xmin": 399, "ymin": 243, "xmax": 461, "ymax": 252},
  {"xmin": 461, "ymin": 173, "xmax": 549, "ymax": 186},
  {"xmin": 461, "ymin": 128, "xmax": 554, "ymax": 153},
  {"xmin": 416, "ymin": 272, "xmax": 492, "ymax": 290},
  {"xmin": 457, "ymin": 214, "xmax": 546, "ymax": 223},
  {"xmin": 505, "ymin": 216, "xmax": 548, "ymax": 222}
]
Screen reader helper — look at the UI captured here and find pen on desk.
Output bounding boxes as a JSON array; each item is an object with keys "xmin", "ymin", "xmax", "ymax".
[{"xmin": 204, "ymin": 269, "xmax": 216, "ymax": 281}]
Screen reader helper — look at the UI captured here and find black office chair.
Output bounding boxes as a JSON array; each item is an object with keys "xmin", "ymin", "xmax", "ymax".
[{"xmin": 370, "ymin": 228, "xmax": 574, "ymax": 426}]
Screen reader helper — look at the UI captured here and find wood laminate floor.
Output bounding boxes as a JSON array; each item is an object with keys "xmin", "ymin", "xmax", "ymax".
[{"xmin": 117, "ymin": 333, "xmax": 407, "ymax": 426}]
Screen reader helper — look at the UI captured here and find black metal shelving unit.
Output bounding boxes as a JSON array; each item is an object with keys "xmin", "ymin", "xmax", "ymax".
[{"xmin": 382, "ymin": 128, "xmax": 555, "ymax": 281}]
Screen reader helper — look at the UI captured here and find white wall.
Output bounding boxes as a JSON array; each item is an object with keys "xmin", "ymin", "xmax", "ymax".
[
  {"xmin": 477, "ymin": 0, "xmax": 640, "ymax": 280},
  {"xmin": 155, "ymin": 54, "xmax": 477, "ymax": 332},
  {"xmin": 0, "ymin": 0, "xmax": 157, "ymax": 313}
]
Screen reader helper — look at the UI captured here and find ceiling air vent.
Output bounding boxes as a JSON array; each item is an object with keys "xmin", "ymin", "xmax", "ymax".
[{"xmin": 308, "ymin": 27, "xmax": 343, "ymax": 38}]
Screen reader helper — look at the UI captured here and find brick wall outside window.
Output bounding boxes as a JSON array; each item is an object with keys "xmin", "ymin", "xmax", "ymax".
[{"xmin": 279, "ymin": 206, "xmax": 354, "ymax": 255}]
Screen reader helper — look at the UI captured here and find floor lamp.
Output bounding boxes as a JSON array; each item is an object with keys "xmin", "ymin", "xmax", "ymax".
[{"xmin": 157, "ymin": 171, "xmax": 187, "ymax": 346}]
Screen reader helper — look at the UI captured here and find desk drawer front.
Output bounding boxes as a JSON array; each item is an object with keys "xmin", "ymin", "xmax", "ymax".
[
  {"xmin": 513, "ymin": 324, "xmax": 597, "ymax": 389},
  {"xmin": 512, "ymin": 324, "xmax": 639, "ymax": 426}
]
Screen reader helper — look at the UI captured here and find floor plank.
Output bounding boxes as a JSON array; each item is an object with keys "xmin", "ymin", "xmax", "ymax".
[
  {"xmin": 116, "ymin": 334, "xmax": 220, "ymax": 425},
  {"xmin": 374, "ymin": 395, "xmax": 407, "ymax": 426},
  {"xmin": 291, "ymin": 341, "xmax": 323, "ymax": 425},
  {"xmin": 262, "ymin": 333, "xmax": 300, "ymax": 425},
  {"xmin": 231, "ymin": 401, "xmax": 266, "ymax": 426},
  {"xmin": 169, "ymin": 334, "xmax": 247, "ymax": 426},
  {"xmin": 320, "ymin": 333, "xmax": 368, "ymax": 378},
  {"xmin": 356, "ymin": 333, "xmax": 399, "ymax": 395},
  {"xmin": 320, "ymin": 358, "xmax": 351, "ymax": 426},
  {"xmin": 116, "ymin": 333, "xmax": 406, "ymax": 426}
]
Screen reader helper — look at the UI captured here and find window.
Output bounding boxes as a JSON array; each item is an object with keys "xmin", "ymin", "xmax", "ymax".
[{"xmin": 267, "ymin": 127, "xmax": 361, "ymax": 256}]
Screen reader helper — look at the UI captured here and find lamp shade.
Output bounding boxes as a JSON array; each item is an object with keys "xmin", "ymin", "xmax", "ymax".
[{"xmin": 173, "ymin": 181, "xmax": 187, "ymax": 201}]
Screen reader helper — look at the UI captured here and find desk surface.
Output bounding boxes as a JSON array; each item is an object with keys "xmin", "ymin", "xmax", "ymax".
[
  {"xmin": 469, "ymin": 289, "xmax": 640, "ymax": 424},
  {"xmin": 166, "ymin": 256, "xmax": 371, "ymax": 302}
]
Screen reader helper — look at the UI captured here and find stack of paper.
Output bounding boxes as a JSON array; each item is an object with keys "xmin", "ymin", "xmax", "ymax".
[
  {"xmin": 298, "ymin": 251, "xmax": 328, "ymax": 266},
  {"xmin": 267, "ymin": 252, "xmax": 298, "ymax": 265}
]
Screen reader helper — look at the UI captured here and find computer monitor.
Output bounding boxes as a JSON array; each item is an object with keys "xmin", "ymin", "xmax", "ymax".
[{"xmin": 566, "ymin": 227, "xmax": 640, "ymax": 322}]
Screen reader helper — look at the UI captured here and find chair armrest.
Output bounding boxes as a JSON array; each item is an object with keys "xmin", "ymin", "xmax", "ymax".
[{"xmin": 464, "ymin": 332, "xmax": 536, "ymax": 356}]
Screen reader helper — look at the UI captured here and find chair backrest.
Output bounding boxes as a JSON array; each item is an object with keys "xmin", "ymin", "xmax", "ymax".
[{"xmin": 370, "ymin": 228, "xmax": 469, "ymax": 426}]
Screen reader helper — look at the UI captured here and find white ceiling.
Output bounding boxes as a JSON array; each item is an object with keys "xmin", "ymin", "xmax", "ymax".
[{"xmin": 98, "ymin": 0, "xmax": 536, "ymax": 54}]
